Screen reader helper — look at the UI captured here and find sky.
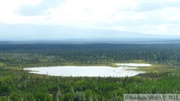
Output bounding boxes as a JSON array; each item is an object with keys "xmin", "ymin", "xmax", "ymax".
[{"xmin": 0, "ymin": 0, "xmax": 180, "ymax": 40}]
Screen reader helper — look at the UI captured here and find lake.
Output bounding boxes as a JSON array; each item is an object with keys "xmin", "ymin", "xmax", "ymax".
[{"xmin": 24, "ymin": 63, "xmax": 151, "ymax": 77}]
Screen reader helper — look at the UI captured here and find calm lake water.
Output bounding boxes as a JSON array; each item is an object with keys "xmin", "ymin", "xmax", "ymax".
[{"xmin": 24, "ymin": 63, "xmax": 151, "ymax": 77}]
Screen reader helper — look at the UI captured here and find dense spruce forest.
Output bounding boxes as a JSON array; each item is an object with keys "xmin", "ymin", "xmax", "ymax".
[{"xmin": 0, "ymin": 43, "xmax": 180, "ymax": 101}]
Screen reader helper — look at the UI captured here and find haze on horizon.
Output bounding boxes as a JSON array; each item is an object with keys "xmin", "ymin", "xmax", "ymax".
[{"xmin": 0, "ymin": 0, "xmax": 180, "ymax": 41}]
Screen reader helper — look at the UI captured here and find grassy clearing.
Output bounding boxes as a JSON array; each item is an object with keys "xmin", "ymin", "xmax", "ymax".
[
  {"xmin": 131, "ymin": 60, "xmax": 149, "ymax": 63},
  {"xmin": 137, "ymin": 64, "xmax": 176, "ymax": 73}
]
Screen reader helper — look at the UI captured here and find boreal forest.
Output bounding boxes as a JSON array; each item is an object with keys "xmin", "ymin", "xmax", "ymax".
[{"xmin": 0, "ymin": 43, "xmax": 180, "ymax": 101}]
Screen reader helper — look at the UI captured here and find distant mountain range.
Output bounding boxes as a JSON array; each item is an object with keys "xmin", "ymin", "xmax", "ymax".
[{"xmin": 0, "ymin": 24, "xmax": 179, "ymax": 41}]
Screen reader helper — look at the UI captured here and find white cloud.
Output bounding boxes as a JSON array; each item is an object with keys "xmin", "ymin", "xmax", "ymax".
[
  {"xmin": 0, "ymin": 0, "xmax": 43, "ymax": 15},
  {"xmin": 168, "ymin": 14, "xmax": 180, "ymax": 21},
  {"xmin": 45, "ymin": 0, "xmax": 138, "ymax": 25},
  {"xmin": 0, "ymin": 0, "xmax": 180, "ymax": 36},
  {"xmin": 0, "ymin": 0, "xmax": 43, "ymax": 24},
  {"xmin": 129, "ymin": 13, "xmax": 148, "ymax": 21}
]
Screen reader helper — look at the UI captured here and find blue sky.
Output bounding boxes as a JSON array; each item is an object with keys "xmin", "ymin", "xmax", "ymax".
[{"xmin": 0, "ymin": 0, "xmax": 180, "ymax": 40}]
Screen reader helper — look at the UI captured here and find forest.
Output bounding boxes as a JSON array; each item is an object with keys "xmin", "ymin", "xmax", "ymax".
[{"xmin": 0, "ymin": 43, "xmax": 180, "ymax": 101}]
